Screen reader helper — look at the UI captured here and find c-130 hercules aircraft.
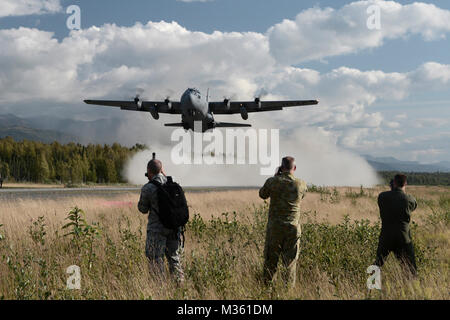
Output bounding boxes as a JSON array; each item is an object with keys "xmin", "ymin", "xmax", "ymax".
[{"xmin": 84, "ymin": 88, "xmax": 319, "ymax": 132}]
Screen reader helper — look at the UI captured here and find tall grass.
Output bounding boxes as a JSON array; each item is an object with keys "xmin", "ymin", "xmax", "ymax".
[{"xmin": 0, "ymin": 187, "xmax": 448, "ymax": 300}]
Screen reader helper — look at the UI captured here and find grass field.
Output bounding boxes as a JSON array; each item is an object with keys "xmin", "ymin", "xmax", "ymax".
[{"xmin": 0, "ymin": 185, "xmax": 448, "ymax": 299}]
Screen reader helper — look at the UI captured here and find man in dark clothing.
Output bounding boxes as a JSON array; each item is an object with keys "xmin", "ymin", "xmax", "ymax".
[{"xmin": 374, "ymin": 174, "xmax": 418, "ymax": 275}]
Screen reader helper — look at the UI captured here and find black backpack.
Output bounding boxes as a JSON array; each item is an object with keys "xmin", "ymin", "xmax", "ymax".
[{"xmin": 150, "ymin": 176, "xmax": 189, "ymax": 230}]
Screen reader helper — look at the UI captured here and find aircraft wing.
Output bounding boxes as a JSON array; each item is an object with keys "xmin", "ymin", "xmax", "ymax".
[
  {"xmin": 83, "ymin": 100, "xmax": 182, "ymax": 114},
  {"xmin": 209, "ymin": 99, "xmax": 319, "ymax": 114}
]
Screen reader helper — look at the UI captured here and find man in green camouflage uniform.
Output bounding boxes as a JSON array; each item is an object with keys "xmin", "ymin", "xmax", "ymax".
[
  {"xmin": 374, "ymin": 174, "xmax": 418, "ymax": 275},
  {"xmin": 259, "ymin": 156, "xmax": 307, "ymax": 286},
  {"xmin": 138, "ymin": 158, "xmax": 184, "ymax": 282}
]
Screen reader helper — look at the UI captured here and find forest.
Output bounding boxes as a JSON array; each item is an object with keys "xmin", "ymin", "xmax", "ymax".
[
  {"xmin": 378, "ymin": 171, "xmax": 450, "ymax": 186},
  {"xmin": 0, "ymin": 137, "xmax": 145, "ymax": 184}
]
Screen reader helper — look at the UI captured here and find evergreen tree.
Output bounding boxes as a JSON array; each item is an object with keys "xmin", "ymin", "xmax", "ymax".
[{"xmin": 0, "ymin": 137, "xmax": 145, "ymax": 184}]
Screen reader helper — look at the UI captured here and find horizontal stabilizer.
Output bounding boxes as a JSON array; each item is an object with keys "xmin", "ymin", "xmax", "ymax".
[
  {"xmin": 214, "ymin": 122, "xmax": 252, "ymax": 128},
  {"xmin": 164, "ymin": 123, "xmax": 185, "ymax": 127}
]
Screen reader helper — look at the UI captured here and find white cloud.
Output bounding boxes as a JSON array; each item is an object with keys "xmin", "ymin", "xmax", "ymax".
[
  {"xmin": 0, "ymin": 1, "xmax": 449, "ymax": 184},
  {"xmin": 0, "ymin": 0, "xmax": 61, "ymax": 17},
  {"xmin": 410, "ymin": 148, "xmax": 446, "ymax": 162},
  {"xmin": 259, "ymin": 62, "xmax": 449, "ymax": 151},
  {"xmin": 268, "ymin": 0, "xmax": 450, "ymax": 64},
  {"xmin": 412, "ymin": 118, "xmax": 449, "ymax": 128},
  {"xmin": 0, "ymin": 22, "xmax": 273, "ymax": 103},
  {"xmin": 409, "ymin": 62, "xmax": 450, "ymax": 91},
  {"xmin": 1, "ymin": 21, "xmax": 447, "ymax": 142}
]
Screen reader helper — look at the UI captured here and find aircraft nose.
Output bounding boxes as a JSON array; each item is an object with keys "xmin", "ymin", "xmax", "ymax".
[
  {"xmin": 181, "ymin": 91, "xmax": 194, "ymax": 108},
  {"xmin": 188, "ymin": 92, "xmax": 195, "ymax": 105}
]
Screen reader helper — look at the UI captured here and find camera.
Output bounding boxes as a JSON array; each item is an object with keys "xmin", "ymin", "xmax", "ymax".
[
  {"xmin": 144, "ymin": 153, "xmax": 156, "ymax": 177},
  {"xmin": 275, "ymin": 166, "xmax": 282, "ymax": 176}
]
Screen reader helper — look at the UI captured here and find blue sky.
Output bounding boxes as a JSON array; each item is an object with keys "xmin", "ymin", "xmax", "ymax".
[{"xmin": 0, "ymin": 0, "xmax": 449, "ymax": 168}]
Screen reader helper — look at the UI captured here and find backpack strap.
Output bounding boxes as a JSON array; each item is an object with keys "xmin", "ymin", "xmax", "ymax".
[
  {"xmin": 149, "ymin": 179, "xmax": 162, "ymax": 187},
  {"xmin": 151, "ymin": 176, "xmax": 173, "ymax": 185}
]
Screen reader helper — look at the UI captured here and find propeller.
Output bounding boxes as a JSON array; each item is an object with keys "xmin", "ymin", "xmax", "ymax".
[
  {"xmin": 164, "ymin": 96, "xmax": 172, "ymax": 110},
  {"xmin": 164, "ymin": 89, "xmax": 175, "ymax": 100},
  {"xmin": 254, "ymin": 97, "xmax": 262, "ymax": 109},
  {"xmin": 127, "ymin": 87, "xmax": 146, "ymax": 109},
  {"xmin": 254, "ymin": 88, "xmax": 268, "ymax": 109},
  {"xmin": 134, "ymin": 93, "xmax": 143, "ymax": 109},
  {"xmin": 223, "ymin": 96, "xmax": 231, "ymax": 110}
]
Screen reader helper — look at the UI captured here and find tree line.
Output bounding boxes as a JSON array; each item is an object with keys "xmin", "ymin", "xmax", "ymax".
[
  {"xmin": 0, "ymin": 137, "xmax": 146, "ymax": 184},
  {"xmin": 378, "ymin": 171, "xmax": 450, "ymax": 186},
  {"xmin": 1, "ymin": 136, "xmax": 449, "ymax": 186}
]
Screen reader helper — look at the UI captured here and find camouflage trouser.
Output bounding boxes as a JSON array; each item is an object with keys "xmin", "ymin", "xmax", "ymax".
[
  {"xmin": 145, "ymin": 228, "xmax": 184, "ymax": 282},
  {"xmin": 263, "ymin": 222, "xmax": 301, "ymax": 287}
]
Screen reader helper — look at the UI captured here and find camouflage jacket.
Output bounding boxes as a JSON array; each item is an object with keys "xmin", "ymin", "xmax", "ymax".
[
  {"xmin": 378, "ymin": 188, "xmax": 417, "ymax": 244},
  {"xmin": 138, "ymin": 173, "xmax": 169, "ymax": 232},
  {"xmin": 259, "ymin": 172, "xmax": 307, "ymax": 226}
]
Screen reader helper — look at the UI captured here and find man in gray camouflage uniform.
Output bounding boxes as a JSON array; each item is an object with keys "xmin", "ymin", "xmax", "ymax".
[{"xmin": 138, "ymin": 158, "xmax": 184, "ymax": 282}]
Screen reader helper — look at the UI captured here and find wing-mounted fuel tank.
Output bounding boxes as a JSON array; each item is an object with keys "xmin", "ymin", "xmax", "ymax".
[
  {"xmin": 149, "ymin": 105, "xmax": 159, "ymax": 120},
  {"xmin": 143, "ymin": 102, "xmax": 159, "ymax": 120},
  {"xmin": 240, "ymin": 104, "xmax": 248, "ymax": 120}
]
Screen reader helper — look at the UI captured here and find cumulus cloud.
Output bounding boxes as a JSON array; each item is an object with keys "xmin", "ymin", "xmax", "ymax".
[
  {"xmin": 0, "ymin": 0, "xmax": 61, "ymax": 17},
  {"xmin": 258, "ymin": 63, "xmax": 449, "ymax": 150},
  {"xmin": 412, "ymin": 118, "xmax": 449, "ymax": 128},
  {"xmin": 0, "ymin": 22, "xmax": 272, "ymax": 104},
  {"xmin": 1, "ymin": 1, "xmax": 449, "ymax": 185},
  {"xmin": 1, "ymin": 20, "xmax": 447, "ymax": 156},
  {"xmin": 268, "ymin": 0, "xmax": 450, "ymax": 64}
]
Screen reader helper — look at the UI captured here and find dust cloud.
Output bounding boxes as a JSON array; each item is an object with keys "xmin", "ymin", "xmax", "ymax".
[{"xmin": 121, "ymin": 114, "xmax": 380, "ymax": 187}]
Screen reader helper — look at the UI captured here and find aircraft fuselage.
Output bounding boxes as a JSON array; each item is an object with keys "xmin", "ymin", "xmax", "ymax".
[{"xmin": 180, "ymin": 88, "xmax": 213, "ymax": 131}]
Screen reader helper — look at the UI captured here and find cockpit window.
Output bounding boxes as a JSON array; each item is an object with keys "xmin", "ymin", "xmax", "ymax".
[{"xmin": 188, "ymin": 88, "xmax": 201, "ymax": 98}]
